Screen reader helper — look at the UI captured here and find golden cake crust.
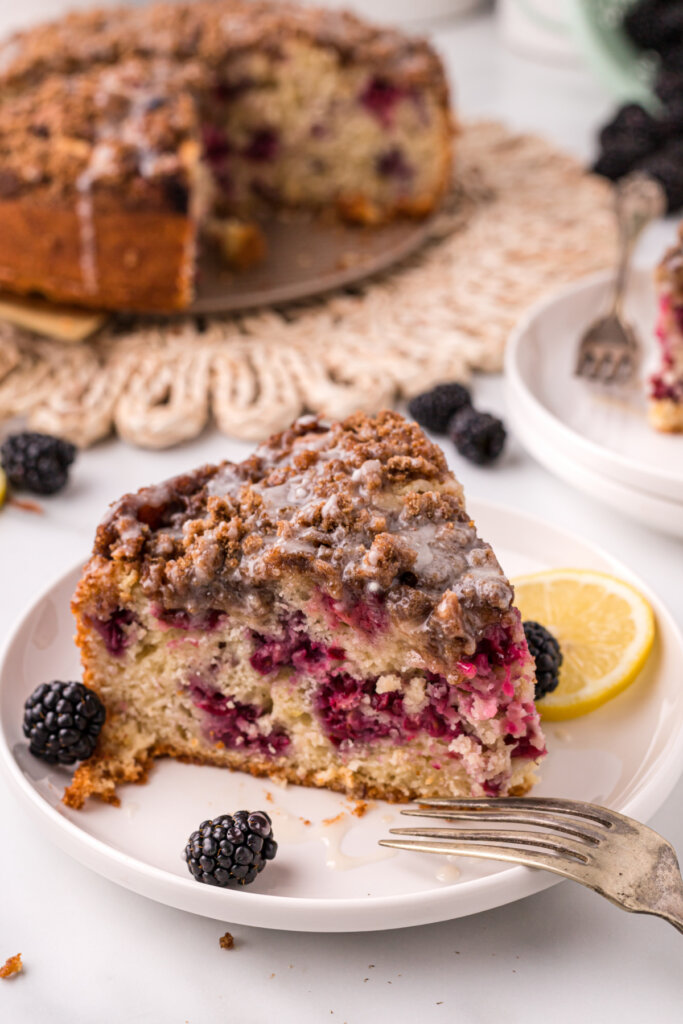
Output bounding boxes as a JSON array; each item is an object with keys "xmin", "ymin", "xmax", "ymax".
[
  {"xmin": 63, "ymin": 732, "xmax": 536, "ymax": 809},
  {"xmin": 649, "ymin": 397, "xmax": 683, "ymax": 433}
]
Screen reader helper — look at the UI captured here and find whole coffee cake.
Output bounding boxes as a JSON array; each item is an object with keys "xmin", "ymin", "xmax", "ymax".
[
  {"xmin": 66, "ymin": 411, "xmax": 545, "ymax": 809},
  {"xmin": 0, "ymin": 1, "xmax": 453, "ymax": 312}
]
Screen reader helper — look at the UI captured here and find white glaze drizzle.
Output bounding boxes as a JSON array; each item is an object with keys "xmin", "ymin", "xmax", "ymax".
[
  {"xmin": 75, "ymin": 63, "xmax": 174, "ymax": 293},
  {"xmin": 436, "ymin": 855, "xmax": 461, "ymax": 884}
]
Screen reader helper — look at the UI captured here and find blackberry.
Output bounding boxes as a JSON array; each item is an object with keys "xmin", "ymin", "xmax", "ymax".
[
  {"xmin": 657, "ymin": 19, "xmax": 683, "ymax": 61},
  {"xmin": 598, "ymin": 103, "xmax": 661, "ymax": 150},
  {"xmin": 184, "ymin": 810, "xmax": 277, "ymax": 887},
  {"xmin": 592, "ymin": 142, "xmax": 645, "ymax": 182},
  {"xmin": 593, "ymin": 104, "xmax": 662, "ymax": 182},
  {"xmin": 523, "ymin": 621, "xmax": 563, "ymax": 700},
  {"xmin": 1, "ymin": 432, "xmax": 76, "ymax": 495},
  {"xmin": 655, "ymin": 66, "xmax": 683, "ymax": 108},
  {"xmin": 449, "ymin": 407, "xmax": 506, "ymax": 465},
  {"xmin": 637, "ymin": 140, "xmax": 683, "ymax": 211},
  {"xmin": 660, "ymin": 98, "xmax": 683, "ymax": 141},
  {"xmin": 408, "ymin": 382, "xmax": 472, "ymax": 434},
  {"xmin": 23, "ymin": 681, "xmax": 106, "ymax": 765},
  {"xmin": 623, "ymin": 0, "xmax": 671, "ymax": 53}
]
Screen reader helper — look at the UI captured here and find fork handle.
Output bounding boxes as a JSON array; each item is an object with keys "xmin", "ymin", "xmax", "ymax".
[
  {"xmin": 610, "ymin": 173, "xmax": 665, "ymax": 316},
  {"xmin": 643, "ymin": 886, "xmax": 683, "ymax": 935}
]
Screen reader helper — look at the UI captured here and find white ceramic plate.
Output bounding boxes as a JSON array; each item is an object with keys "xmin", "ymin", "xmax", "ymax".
[
  {"xmin": 506, "ymin": 270, "xmax": 683, "ymax": 504},
  {"xmin": 507, "ymin": 377, "xmax": 683, "ymax": 539},
  {"xmin": 2, "ymin": 500, "xmax": 683, "ymax": 933}
]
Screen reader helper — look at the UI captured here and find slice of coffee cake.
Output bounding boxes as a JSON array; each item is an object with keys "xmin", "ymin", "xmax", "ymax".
[
  {"xmin": 651, "ymin": 227, "xmax": 683, "ymax": 431},
  {"xmin": 66, "ymin": 411, "xmax": 545, "ymax": 808}
]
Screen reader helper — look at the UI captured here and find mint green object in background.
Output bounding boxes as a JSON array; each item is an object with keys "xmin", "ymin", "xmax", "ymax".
[
  {"xmin": 572, "ymin": 0, "xmax": 659, "ymax": 108},
  {"xmin": 513, "ymin": 0, "xmax": 659, "ymax": 108}
]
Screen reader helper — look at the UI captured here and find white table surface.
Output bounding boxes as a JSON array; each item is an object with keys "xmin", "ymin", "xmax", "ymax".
[{"xmin": 3, "ymin": 9, "xmax": 683, "ymax": 1023}]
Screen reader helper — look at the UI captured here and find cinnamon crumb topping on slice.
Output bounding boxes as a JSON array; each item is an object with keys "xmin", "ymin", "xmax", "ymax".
[{"xmin": 88, "ymin": 411, "xmax": 514, "ymax": 664}]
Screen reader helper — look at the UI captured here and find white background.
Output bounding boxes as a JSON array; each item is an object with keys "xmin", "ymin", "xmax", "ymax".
[{"xmin": 2, "ymin": 8, "xmax": 683, "ymax": 1023}]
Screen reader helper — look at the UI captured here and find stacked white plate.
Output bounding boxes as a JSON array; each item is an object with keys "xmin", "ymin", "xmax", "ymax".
[{"xmin": 505, "ymin": 269, "xmax": 683, "ymax": 538}]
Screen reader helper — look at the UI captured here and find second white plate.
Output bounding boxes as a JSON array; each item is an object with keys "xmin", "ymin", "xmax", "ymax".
[
  {"xmin": 506, "ymin": 269, "xmax": 683, "ymax": 504},
  {"xmin": 1, "ymin": 500, "xmax": 683, "ymax": 932}
]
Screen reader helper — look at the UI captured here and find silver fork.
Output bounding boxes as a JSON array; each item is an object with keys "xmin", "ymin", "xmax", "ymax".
[
  {"xmin": 379, "ymin": 797, "xmax": 683, "ymax": 933},
  {"xmin": 575, "ymin": 172, "xmax": 665, "ymax": 387}
]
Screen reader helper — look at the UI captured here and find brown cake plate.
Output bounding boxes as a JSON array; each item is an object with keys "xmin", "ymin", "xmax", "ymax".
[{"xmin": 188, "ymin": 211, "xmax": 435, "ymax": 315}]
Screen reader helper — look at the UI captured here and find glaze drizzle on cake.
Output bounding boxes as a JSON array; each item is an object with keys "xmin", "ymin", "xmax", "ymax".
[{"xmin": 67, "ymin": 411, "xmax": 544, "ymax": 809}]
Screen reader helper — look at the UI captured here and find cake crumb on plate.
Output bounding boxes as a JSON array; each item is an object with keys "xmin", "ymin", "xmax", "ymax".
[
  {"xmin": 323, "ymin": 812, "xmax": 346, "ymax": 826},
  {"xmin": 0, "ymin": 954, "xmax": 23, "ymax": 979}
]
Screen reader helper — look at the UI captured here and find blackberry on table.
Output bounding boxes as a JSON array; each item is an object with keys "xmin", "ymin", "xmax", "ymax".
[
  {"xmin": 592, "ymin": 140, "xmax": 653, "ymax": 182},
  {"xmin": 593, "ymin": 103, "xmax": 661, "ymax": 181},
  {"xmin": 655, "ymin": 66, "xmax": 683, "ymax": 108},
  {"xmin": 523, "ymin": 621, "xmax": 563, "ymax": 701},
  {"xmin": 449, "ymin": 407, "xmax": 506, "ymax": 465},
  {"xmin": 637, "ymin": 140, "xmax": 683, "ymax": 212},
  {"xmin": 598, "ymin": 103, "xmax": 661, "ymax": 150},
  {"xmin": 1, "ymin": 432, "xmax": 76, "ymax": 495},
  {"xmin": 623, "ymin": 0, "xmax": 676, "ymax": 53},
  {"xmin": 23, "ymin": 681, "xmax": 106, "ymax": 765},
  {"xmin": 660, "ymin": 98, "xmax": 683, "ymax": 142},
  {"xmin": 184, "ymin": 810, "xmax": 277, "ymax": 887},
  {"xmin": 408, "ymin": 382, "xmax": 472, "ymax": 434},
  {"xmin": 656, "ymin": 14, "xmax": 683, "ymax": 59}
]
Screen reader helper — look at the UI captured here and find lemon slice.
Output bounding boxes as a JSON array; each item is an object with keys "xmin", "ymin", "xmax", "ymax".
[
  {"xmin": 513, "ymin": 569, "xmax": 655, "ymax": 720},
  {"xmin": 0, "ymin": 467, "xmax": 6, "ymax": 508}
]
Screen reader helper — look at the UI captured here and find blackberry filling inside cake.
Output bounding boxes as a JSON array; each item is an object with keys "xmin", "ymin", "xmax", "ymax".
[
  {"xmin": 650, "ymin": 226, "xmax": 683, "ymax": 432},
  {"xmin": 0, "ymin": 1, "xmax": 453, "ymax": 312},
  {"xmin": 66, "ymin": 411, "xmax": 545, "ymax": 808}
]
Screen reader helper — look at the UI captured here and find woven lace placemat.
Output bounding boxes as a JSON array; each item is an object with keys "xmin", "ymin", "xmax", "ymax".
[{"xmin": 0, "ymin": 121, "xmax": 617, "ymax": 449}]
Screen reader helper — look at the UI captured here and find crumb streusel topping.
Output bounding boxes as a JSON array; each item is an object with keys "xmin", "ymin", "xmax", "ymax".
[
  {"xmin": 0, "ymin": 59, "xmax": 199, "ymax": 201},
  {"xmin": 94, "ymin": 411, "xmax": 514, "ymax": 663}
]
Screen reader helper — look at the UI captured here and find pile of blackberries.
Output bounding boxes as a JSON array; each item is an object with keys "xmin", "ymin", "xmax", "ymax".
[
  {"xmin": 408, "ymin": 383, "xmax": 507, "ymax": 466},
  {"xmin": 593, "ymin": 0, "xmax": 683, "ymax": 211}
]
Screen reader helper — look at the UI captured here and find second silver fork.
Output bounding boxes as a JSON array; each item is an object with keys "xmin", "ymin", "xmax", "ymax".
[{"xmin": 575, "ymin": 173, "xmax": 665, "ymax": 387}]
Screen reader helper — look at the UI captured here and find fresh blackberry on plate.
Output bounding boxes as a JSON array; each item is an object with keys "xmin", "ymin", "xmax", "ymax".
[
  {"xmin": 408, "ymin": 382, "xmax": 472, "ymax": 434},
  {"xmin": 184, "ymin": 811, "xmax": 277, "ymax": 887},
  {"xmin": 523, "ymin": 621, "xmax": 563, "ymax": 700},
  {"xmin": 1, "ymin": 432, "xmax": 76, "ymax": 495},
  {"xmin": 449, "ymin": 407, "xmax": 506, "ymax": 465},
  {"xmin": 23, "ymin": 681, "xmax": 106, "ymax": 765}
]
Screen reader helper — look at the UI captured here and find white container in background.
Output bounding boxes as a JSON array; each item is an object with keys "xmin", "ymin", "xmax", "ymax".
[
  {"xmin": 498, "ymin": 0, "xmax": 581, "ymax": 63},
  {"xmin": 0, "ymin": 1, "xmax": 121, "ymax": 35}
]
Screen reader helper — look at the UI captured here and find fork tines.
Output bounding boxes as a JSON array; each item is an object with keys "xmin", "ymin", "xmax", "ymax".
[
  {"xmin": 412, "ymin": 796, "xmax": 618, "ymax": 827},
  {"xmin": 378, "ymin": 798, "xmax": 623, "ymax": 874}
]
